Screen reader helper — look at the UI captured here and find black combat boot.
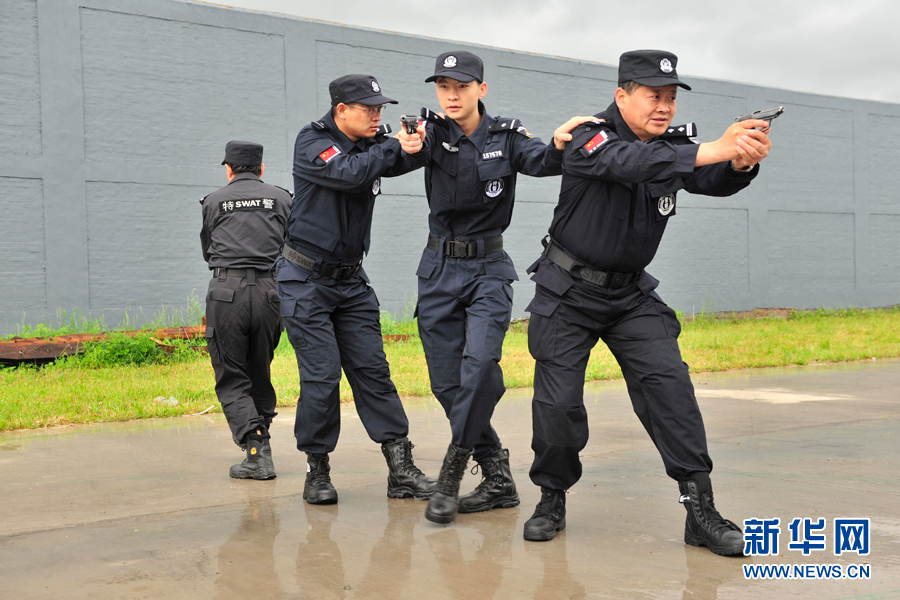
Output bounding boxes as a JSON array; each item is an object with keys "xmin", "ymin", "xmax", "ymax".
[
  {"xmin": 382, "ymin": 437, "xmax": 437, "ymax": 500},
  {"xmin": 458, "ymin": 448, "xmax": 520, "ymax": 513},
  {"xmin": 304, "ymin": 452, "xmax": 339, "ymax": 505},
  {"xmin": 523, "ymin": 487, "xmax": 566, "ymax": 542},
  {"xmin": 679, "ymin": 472, "xmax": 743, "ymax": 556},
  {"xmin": 424, "ymin": 443, "xmax": 472, "ymax": 524},
  {"xmin": 230, "ymin": 427, "xmax": 276, "ymax": 480}
]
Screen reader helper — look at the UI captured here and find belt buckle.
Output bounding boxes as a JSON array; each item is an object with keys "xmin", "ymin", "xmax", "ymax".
[{"xmin": 446, "ymin": 240, "xmax": 466, "ymax": 258}]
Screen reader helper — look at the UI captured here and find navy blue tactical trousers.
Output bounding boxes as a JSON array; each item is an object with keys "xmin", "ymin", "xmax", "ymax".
[
  {"xmin": 526, "ymin": 256, "xmax": 712, "ymax": 490},
  {"xmin": 416, "ymin": 248, "xmax": 515, "ymax": 459},
  {"xmin": 276, "ymin": 258, "xmax": 409, "ymax": 454},
  {"xmin": 205, "ymin": 274, "xmax": 282, "ymax": 446}
]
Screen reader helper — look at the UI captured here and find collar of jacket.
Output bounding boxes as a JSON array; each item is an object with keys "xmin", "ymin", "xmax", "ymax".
[
  {"xmin": 228, "ymin": 172, "xmax": 262, "ymax": 184},
  {"xmin": 320, "ymin": 111, "xmax": 374, "ymax": 153}
]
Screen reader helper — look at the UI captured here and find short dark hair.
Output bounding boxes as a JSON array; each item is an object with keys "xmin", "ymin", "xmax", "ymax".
[
  {"xmin": 619, "ymin": 80, "xmax": 641, "ymax": 94},
  {"xmin": 227, "ymin": 164, "xmax": 262, "ymax": 176}
]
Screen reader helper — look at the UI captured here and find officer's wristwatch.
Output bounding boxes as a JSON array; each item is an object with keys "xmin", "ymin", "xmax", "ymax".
[{"xmin": 730, "ymin": 161, "xmax": 755, "ymax": 172}]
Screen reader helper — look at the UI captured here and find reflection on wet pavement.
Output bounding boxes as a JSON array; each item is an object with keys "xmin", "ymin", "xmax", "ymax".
[{"xmin": 1, "ymin": 359, "xmax": 899, "ymax": 598}]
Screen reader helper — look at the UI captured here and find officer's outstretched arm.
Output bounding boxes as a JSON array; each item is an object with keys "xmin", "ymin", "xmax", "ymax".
[
  {"xmin": 294, "ymin": 135, "xmax": 405, "ymax": 192},
  {"xmin": 563, "ymin": 126, "xmax": 697, "ymax": 184},
  {"xmin": 694, "ymin": 120, "xmax": 770, "ymax": 167}
]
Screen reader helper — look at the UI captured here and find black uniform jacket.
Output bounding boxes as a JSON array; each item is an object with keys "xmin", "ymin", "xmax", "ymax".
[
  {"xmin": 419, "ymin": 101, "xmax": 563, "ymax": 241},
  {"xmin": 200, "ymin": 172, "xmax": 293, "ymax": 270},
  {"xmin": 289, "ymin": 111, "xmax": 419, "ymax": 264},
  {"xmin": 548, "ymin": 102, "xmax": 758, "ymax": 273}
]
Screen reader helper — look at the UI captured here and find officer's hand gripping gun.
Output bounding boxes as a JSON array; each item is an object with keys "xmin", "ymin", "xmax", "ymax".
[
  {"xmin": 735, "ymin": 106, "xmax": 784, "ymax": 128},
  {"xmin": 401, "ymin": 114, "xmax": 421, "ymax": 135}
]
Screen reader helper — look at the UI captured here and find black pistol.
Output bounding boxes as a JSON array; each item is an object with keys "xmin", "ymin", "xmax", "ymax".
[
  {"xmin": 735, "ymin": 106, "xmax": 784, "ymax": 127},
  {"xmin": 400, "ymin": 114, "xmax": 421, "ymax": 135}
]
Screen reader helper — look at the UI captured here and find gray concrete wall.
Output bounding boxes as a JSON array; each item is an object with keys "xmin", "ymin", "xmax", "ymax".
[{"xmin": 2, "ymin": 0, "xmax": 899, "ymax": 335}]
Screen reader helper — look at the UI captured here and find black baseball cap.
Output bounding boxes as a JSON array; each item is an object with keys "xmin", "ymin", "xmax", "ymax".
[
  {"xmin": 329, "ymin": 74, "xmax": 398, "ymax": 106},
  {"xmin": 221, "ymin": 140, "xmax": 263, "ymax": 166},
  {"xmin": 425, "ymin": 51, "xmax": 484, "ymax": 83},
  {"xmin": 618, "ymin": 50, "xmax": 691, "ymax": 91}
]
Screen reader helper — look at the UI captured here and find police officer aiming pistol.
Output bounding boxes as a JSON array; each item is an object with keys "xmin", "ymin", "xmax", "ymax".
[
  {"xmin": 201, "ymin": 140, "xmax": 293, "ymax": 480},
  {"xmin": 276, "ymin": 74, "xmax": 435, "ymax": 505},
  {"xmin": 522, "ymin": 50, "xmax": 772, "ymax": 555},
  {"xmin": 404, "ymin": 51, "xmax": 595, "ymax": 525}
]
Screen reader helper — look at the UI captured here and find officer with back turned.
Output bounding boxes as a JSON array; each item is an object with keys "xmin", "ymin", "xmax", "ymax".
[
  {"xmin": 522, "ymin": 50, "xmax": 773, "ymax": 555},
  {"xmin": 201, "ymin": 140, "xmax": 292, "ymax": 480},
  {"xmin": 276, "ymin": 74, "xmax": 436, "ymax": 505}
]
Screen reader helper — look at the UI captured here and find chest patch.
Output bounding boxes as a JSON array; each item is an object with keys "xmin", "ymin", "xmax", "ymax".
[
  {"xmin": 583, "ymin": 130, "xmax": 610, "ymax": 155},
  {"xmin": 482, "ymin": 150, "xmax": 503, "ymax": 160},
  {"xmin": 318, "ymin": 145, "xmax": 341, "ymax": 163},
  {"xmin": 372, "ymin": 178, "xmax": 381, "ymax": 195},
  {"xmin": 658, "ymin": 194, "xmax": 675, "ymax": 216},
  {"xmin": 442, "ymin": 141, "xmax": 459, "ymax": 153},
  {"xmin": 219, "ymin": 198, "xmax": 275, "ymax": 213},
  {"xmin": 485, "ymin": 179, "xmax": 504, "ymax": 198}
]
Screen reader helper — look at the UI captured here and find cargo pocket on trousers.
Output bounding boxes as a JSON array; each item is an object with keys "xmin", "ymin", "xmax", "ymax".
[
  {"xmin": 205, "ymin": 326, "xmax": 222, "ymax": 367},
  {"xmin": 526, "ymin": 296, "xmax": 560, "ymax": 361}
]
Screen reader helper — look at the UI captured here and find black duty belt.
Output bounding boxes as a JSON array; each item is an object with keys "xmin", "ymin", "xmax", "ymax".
[
  {"xmin": 212, "ymin": 267, "xmax": 274, "ymax": 284},
  {"xmin": 281, "ymin": 244, "xmax": 362, "ymax": 281},
  {"xmin": 426, "ymin": 234, "xmax": 503, "ymax": 258},
  {"xmin": 544, "ymin": 239, "xmax": 640, "ymax": 288}
]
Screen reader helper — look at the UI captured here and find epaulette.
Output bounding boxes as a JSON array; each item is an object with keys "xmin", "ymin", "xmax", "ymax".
[
  {"xmin": 311, "ymin": 120, "xmax": 330, "ymax": 131},
  {"xmin": 660, "ymin": 123, "xmax": 697, "ymax": 138},
  {"xmin": 274, "ymin": 185, "xmax": 293, "ymax": 198},
  {"xmin": 580, "ymin": 118, "xmax": 613, "ymax": 133},
  {"xmin": 420, "ymin": 107, "xmax": 449, "ymax": 128},
  {"xmin": 376, "ymin": 123, "xmax": 392, "ymax": 136},
  {"xmin": 199, "ymin": 193, "xmax": 210, "ymax": 205},
  {"xmin": 488, "ymin": 117, "xmax": 520, "ymax": 134}
]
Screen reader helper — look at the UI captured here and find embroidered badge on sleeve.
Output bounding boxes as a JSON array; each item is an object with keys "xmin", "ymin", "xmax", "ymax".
[
  {"xmin": 318, "ymin": 146, "xmax": 341, "ymax": 163},
  {"xmin": 583, "ymin": 130, "xmax": 610, "ymax": 155}
]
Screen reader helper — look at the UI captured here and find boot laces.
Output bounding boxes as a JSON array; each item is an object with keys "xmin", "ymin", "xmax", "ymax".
[
  {"xmin": 470, "ymin": 461, "xmax": 500, "ymax": 493},
  {"xmin": 533, "ymin": 490, "xmax": 562, "ymax": 517},
  {"xmin": 700, "ymin": 492, "xmax": 739, "ymax": 534},
  {"xmin": 308, "ymin": 454, "xmax": 332, "ymax": 485},
  {"xmin": 435, "ymin": 451, "xmax": 468, "ymax": 495},
  {"xmin": 396, "ymin": 441, "xmax": 428, "ymax": 480}
]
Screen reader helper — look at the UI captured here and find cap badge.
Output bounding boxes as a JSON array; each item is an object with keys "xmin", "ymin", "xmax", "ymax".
[
  {"xmin": 658, "ymin": 194, "xmax": 675, "ymax": 216},
  {"xmin": 443, "ymin": 55, "xmax": 457, "ymax": 68},
  {"xmin": 659, "ymin": 58, "xmax": 673, "ymax": 74},
  {"xmin": 371, "ymin": 80, "xmax": 380, "ymax": 93}
]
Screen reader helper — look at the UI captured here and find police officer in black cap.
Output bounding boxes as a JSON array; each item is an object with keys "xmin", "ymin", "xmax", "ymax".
[
  {"xmin": 201, "ymin": 140, "xmax": 293, "ymax": 480},
  {"xmin": 522, "ymin": 50, "xmax": 773, "ymax": 554},
  {"xmin": 407, "ymin": 51, "xmax": 595, "ymax": 525},
  {"xmin": 277, "ymin": 74, "xmax": 436, "ymax": 504}
]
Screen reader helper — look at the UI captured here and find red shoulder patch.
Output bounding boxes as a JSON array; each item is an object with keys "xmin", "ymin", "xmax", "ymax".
[
  {"xmin": 583, "ymin": 130, "xmax": 609, "ymax": 154},
  {"xmin": 318, "ymin": 146, "xmax": 341, "ymax": 163}
]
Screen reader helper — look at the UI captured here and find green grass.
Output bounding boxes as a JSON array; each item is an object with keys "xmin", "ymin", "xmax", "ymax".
[{"xmin": 2, "ymin": 306, "xmax": 899, "ymax": 432}]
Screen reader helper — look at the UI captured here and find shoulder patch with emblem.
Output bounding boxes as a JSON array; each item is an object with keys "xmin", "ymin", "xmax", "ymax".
[
  {"xmin": 660, "ymin": 123, "xmax": 698, "ymax": 139},
  {"xmin": 318, "ymin": 146, "xmax": 341, "ymax": 164},
  {"xmin": 581, "ymin": 129, "xmax": 610, "ymax": 155}
]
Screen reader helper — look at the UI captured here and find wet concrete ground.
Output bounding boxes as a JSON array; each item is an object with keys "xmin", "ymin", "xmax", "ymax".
[{"xmin": 2, "ymin": 359, "xmax": 899, "ymax": 599}]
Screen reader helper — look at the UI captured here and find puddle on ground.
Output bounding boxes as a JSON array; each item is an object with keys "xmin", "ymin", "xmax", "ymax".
[{"xmin": 695, "ymin": 387, "xmax": 855, "ymax": 404}]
